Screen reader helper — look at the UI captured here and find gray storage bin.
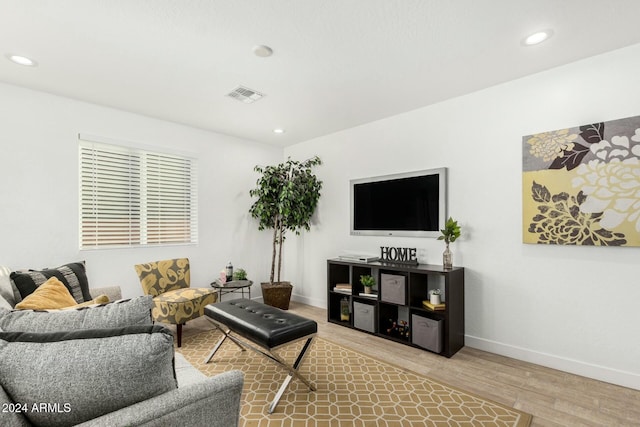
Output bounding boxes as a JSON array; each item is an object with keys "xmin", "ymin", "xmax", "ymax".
[
  {"xmin": 411, "ymin": 314, "xmax": 442, "ymax": 353},
  {"xmin": 380, "ymin": 273, "xmax": 406, "ymax": 305},
  {"xmin": 353, "ymin": 301, "xmax": 376, "ymax": 333}
]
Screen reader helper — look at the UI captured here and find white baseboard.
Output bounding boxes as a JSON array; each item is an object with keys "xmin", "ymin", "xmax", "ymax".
[
  {"xmin": 291, "ymin": 293, "xmax": 324, "ymax": 308},
  {"xmin": 466, "ymin": 335, "xmax": 640, "ymax": 391},
  {"xmin": 279, "ymin": 297, "xmax": 639, "ymax": 391}
]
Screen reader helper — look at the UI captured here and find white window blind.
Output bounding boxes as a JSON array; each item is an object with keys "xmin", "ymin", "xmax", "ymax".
[{"xmin": 79, "ymin": 138, "xmax": 198, "ymax": 249}]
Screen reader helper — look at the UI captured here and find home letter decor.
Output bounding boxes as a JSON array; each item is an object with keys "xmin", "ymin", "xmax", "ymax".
[
  {"xmin": 522, "ymin": 114, "xmax": 640, "ymax": 246},
  {"xmin": 380, "ymin": 246, "xmax": 418, "ymax": 265}
]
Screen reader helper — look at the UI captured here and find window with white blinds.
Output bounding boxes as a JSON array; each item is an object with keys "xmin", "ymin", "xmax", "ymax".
[{"xmin": 79, "ymin": 138, "xmax": 198, "ymax": 249}]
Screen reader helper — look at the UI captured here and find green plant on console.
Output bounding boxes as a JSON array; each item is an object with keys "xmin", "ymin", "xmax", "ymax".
[
  {"xmin": 249, "ymin": 156, "xmax": 323, "ymax": 285},
  {"xmin": 437, "ymin": 217, "xmax": 462, "ymax": 244}
]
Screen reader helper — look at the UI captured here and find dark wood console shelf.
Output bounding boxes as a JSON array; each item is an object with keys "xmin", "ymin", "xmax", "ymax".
[{"xmin": 327, "ymin": 258, "xmax": 464, "ymax": 357}]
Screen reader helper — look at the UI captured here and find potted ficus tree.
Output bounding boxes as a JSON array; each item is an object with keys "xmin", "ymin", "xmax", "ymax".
[{"xmin": 249, "ymin": 156, "xmax": 322, "ymax": 309}]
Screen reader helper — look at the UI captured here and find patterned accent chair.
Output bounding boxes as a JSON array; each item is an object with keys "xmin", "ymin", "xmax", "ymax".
[{"xmin": 134, "ymin": 258, "xmax": 217, "ymax": 347}]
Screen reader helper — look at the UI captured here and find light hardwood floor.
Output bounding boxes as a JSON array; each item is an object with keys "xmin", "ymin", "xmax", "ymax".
[{"xmin": 181, "ymin": 302, "xmax": 640, "ymax": 426}]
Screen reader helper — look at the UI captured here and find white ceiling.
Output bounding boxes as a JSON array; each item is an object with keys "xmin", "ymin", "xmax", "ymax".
[{"xmin": 2, "ymin": 1, "xmax": 640, "ymax": 147}]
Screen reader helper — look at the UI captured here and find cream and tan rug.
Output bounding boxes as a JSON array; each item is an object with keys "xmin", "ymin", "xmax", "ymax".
[{"xmin": 178, "ymin": 329, "xmax": 532, "ymax": 427}]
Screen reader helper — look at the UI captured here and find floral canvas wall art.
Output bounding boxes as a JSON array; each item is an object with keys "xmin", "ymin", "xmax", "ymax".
[{"xmin": 522, "ymin": 115, "xmax": 640, "ymax": 246}]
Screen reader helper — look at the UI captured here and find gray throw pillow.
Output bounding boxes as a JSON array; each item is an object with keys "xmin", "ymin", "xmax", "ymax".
[
  {"xmin": 0, "ymin": 295, "xmax": 153, "ymax": 332},
  {"xmin": 0, "ymin": 325, "xmax": 177, "ymax": 426},
  {"xmin": 10, "ymin": 261, "xmax": 91, "ymax": 303}
]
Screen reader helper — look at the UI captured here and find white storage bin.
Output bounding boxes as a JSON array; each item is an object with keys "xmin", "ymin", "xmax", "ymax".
[
  {"xmin": 353, "ymin": 301, "xmax": 376, "ymax": 333},
  {"xmin": 411, "ymin": 314, "xmax": 442, "ymax": 353},
  {"xmin": 380, "ymin": 273, "xmax": 406, "ymax": 305}
]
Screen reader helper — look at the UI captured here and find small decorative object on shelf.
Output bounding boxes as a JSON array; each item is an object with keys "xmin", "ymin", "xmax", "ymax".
[
  {"xmin": 422, "ymin": 299, "xmax": 446, "ymax": 311},
  {"xmin": 360, "ymin": 275, "xmax": 375, "ymax": 294},
  {"xmin": 340, "ymin": 297, "xmax": 350, "ymax": 321},
  {"xmin": 385, "ymin": 318, "xmax": 410, "ymax": 339},
  {"xmin": 438, "ymin": 217, "xmax": 461, "ymax": 269},
  {"xmin": 379, "ymin": 246, "xmax": 418, "ymax": 265},
  {"xmin": 429, "ymin": 289, "xmax": 442, "ymax": 305},
  {"xmin": 225, "ymin": 262, "xmax": 234, "ymax": 282},
  {"xmin": 333, "ymin": 283, "xmax": 352, "ymax": 294}
]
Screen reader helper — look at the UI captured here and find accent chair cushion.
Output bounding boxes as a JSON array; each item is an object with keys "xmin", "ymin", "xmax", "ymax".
[
  {"xmin": 0, "ymin": 325, "xmax": 177, "ymax": 426},
  {"xmin": 0, "ymin": 295, "xmax": 153, "ymax": 332},
  {"xmin": 152, "ymin": 288, "xmax": 217, "ymax": 325},
  {"xmin": 14, "ymin": 276, "xmax": 77, "ymax": 310},
  {"xmin": 10, "ymin": 261, "xmax": 92, "ymax": 303}
]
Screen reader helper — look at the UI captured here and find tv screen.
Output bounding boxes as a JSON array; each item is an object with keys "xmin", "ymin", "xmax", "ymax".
[{"xmin": 350, "ymin": 168, "xmax": 446, "ymax": 237}]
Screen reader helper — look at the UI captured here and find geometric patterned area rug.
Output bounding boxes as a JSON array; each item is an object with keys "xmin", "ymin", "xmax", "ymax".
[{"xmin": 178, "ymin": 328, "xmax": 532, "ymax": 427}]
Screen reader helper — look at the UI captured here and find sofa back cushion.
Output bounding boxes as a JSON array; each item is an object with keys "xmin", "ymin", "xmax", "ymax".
[
  {"xmin": 10, "ymin": 261, "xmax": 92, "ymax": 303},
  {"xmin": 0, "ymin": 295, "xmax": 153, "ymax": 332},
  {"xmin": 0, "ymin": 324, "xmax": 177, "ymax": 426}
]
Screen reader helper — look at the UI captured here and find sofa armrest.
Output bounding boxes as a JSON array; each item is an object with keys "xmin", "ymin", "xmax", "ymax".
[
  {"xmin": 90, "ymin": 286, "xmax": 122, "ymax": 301},
  {"xmin": 76, "ymin": 370, "xmax": 244, "ymax": 427}
]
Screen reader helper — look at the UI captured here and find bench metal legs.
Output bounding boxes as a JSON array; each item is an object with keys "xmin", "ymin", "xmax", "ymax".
[
  {"xmin": 203, "ymin": 321, "xmax": 316, "ymax": 414},
  {"xmin": 202, "ymin": 324, "xmax": 245, "ymax": 363},
  {"xmin": 268, "ymin": 337, "xmax": 315, "ymax": 414}
]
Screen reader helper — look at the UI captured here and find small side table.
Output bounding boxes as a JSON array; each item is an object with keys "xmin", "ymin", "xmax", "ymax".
[{"xmin": 210, "ymin": 279, "xmax": 253, "ymax": 302}]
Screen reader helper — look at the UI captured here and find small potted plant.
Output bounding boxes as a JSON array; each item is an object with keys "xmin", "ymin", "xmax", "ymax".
[
  {"xmin": 233, "ymin": 268, "xmax": 247, "ymax": 281},
  {"xmin": 360, "ymin": 275, "xmax": 375, "ymax": 294},
  {"xmin": 438, "ymin": 217, "xmax": 462, "ymax": 269},
  {"xmin": 429, "ymin": 288, "xmax": 442, "ymax": 305}
]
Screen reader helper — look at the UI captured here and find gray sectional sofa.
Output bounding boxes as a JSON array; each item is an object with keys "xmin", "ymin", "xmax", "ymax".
[{"xmin": 0, "ymin": 265, "xmax": 243, "ymax": 426}]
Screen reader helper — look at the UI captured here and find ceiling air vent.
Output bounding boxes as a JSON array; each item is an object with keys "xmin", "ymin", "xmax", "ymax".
[{"xmin": 226, "ymin": 86, "xmax": 265, "ymax": 104}]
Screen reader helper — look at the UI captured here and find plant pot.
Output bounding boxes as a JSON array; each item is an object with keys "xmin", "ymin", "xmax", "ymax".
[
  {"xmin": 364, "ymin": 286, "xmax": 372, "ymax": 294},
  {"xmin": 261, "ymin": 281, "xmax": 293, "ymax": 310}
]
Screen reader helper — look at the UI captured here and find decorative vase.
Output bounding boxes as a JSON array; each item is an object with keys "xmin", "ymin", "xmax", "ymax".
[
  {"xmin": 443, "ymin": 242, "xmax": 452, "ymax": 269},
  {"xmin": 430, "ymin": 293, "xmax": 441, "ymax": 305}
]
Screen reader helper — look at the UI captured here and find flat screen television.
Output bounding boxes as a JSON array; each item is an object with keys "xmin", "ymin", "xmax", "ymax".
[{"xmin": 350, "ymin": 168, "xmax": 447, "ymax": 238}]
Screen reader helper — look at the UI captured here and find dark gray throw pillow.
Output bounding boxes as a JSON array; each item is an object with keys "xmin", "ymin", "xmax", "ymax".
[
  {"xmin": 0, "ymin": 295, "xmax": 153, "ymax": 332},
  {"xmin": 10, "ymin": 261, "xmax": 92, "ymax": 303},
  {"xmin": 0, "ymin": 325, "xmax": 177, "ymax": 426}
]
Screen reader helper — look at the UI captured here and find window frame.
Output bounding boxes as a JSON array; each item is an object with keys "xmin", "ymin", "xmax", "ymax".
[{"xmin": 79, "ymin": 135, "xmax": 198, "ymax": 250}]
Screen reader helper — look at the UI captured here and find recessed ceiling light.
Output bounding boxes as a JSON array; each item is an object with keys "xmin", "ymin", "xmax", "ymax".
[
  {"xmin": 253, "ymin": 45, "xmax": 273, "ymax": 57},
  {"xmin": 6, "ymin": 54, "xmax": 38, "ymax": 67},
  {"xmin": 523, "ymin": 30, "xmax": 553, "ymax": 46},
  {"xmin": 273, "ymin": 128, "xmax": 285, "ymax": 134}
]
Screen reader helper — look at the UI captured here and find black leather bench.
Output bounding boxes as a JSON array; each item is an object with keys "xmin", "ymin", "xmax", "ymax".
[{"xmin": 203, "ymin": 299, "xmax": 317, "ymax": 413}]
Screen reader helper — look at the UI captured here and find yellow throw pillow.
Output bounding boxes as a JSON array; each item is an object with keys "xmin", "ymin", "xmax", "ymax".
[
  {"xmin": 15, "ymin": 277, "xmax": 77, "ymax": 310},
  {"xmin": 64, "ymin": 294, "xmax": 110, "ymax": 309}
]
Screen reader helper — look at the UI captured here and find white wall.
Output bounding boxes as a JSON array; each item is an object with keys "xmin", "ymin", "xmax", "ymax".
[
  {"xmin": 0, "ymin": 82, "xmax": 282, "ymax": 299},
  {"xmin": 284, "ymin": 43, "xmax": 640, "ymax": 390}
]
